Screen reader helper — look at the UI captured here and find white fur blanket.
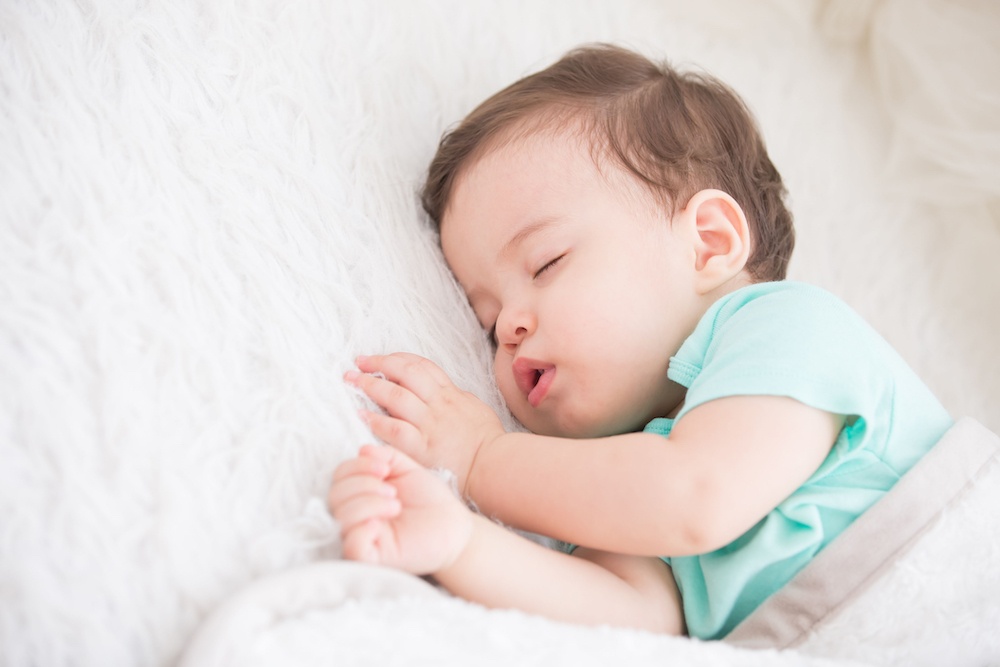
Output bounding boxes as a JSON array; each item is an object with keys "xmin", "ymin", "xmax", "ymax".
[
  {"xmin": 177, "ymin": 418, "xmax": 1000, "ymax": 667},
  {"xmin": 2, "ymin": 1, "xmax": 999, "ymax": 666}
]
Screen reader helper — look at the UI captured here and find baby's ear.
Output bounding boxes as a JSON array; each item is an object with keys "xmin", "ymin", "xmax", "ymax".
[{"xmin": 681, "ymin": 189, "xmax": 751, "ymax": 293}]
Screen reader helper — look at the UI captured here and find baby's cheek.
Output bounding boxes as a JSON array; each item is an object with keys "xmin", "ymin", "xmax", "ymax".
[
  {"xmin": 493, "ymin": 369, "xmax": 530, "ymax": 420},
  {"xmin": 494, "ymin": 367, "xmax": 517, "ymax": 407}
]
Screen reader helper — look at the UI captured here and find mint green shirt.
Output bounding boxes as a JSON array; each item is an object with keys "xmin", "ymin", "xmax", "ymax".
[{"xmin": 644, "ymin": 281, "xmax": 952, "ymax": 639}]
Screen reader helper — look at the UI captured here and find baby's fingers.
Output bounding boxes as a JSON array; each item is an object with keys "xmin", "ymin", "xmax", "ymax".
[
  {"xmin": 341, "ymin": 518, "xmax": 406, "ymax": 567},
  {"xmin": 345, "ymin": 370, "xmax": 428, "ymax": 424},
  {"xmin": 361, "ymin": 411, "xmax": 427, "ymax": 458},
  {"xmin": 331, "ymin": 492, "xmax": 401, "ymax": 534},
  {"xmin": 340, "ymin": 518, "xmax": 384, "ymax": 564},
  {"xmin": 331, "ymin": 445, "xmax": 392, "ymax": 483},
  {"xmin": 355, "ymin": 353, "xmax": 453, "ymax": 400},
  {"xmin": 327, "ymin": 473, "xmax": 397, "ymax": 514}
]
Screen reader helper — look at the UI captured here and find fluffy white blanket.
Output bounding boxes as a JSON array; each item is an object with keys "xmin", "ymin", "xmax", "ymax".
[
  {"xmin": 2, "ymin": 1, "xmax": 999, "ymax": 665},
  {"xmin": 177, "ymin": 419, "xmax": 1000, "ymax": 667}
]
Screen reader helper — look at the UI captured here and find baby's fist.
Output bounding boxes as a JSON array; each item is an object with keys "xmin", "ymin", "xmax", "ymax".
[{"xmin": 329, "ymin": 445, "xmax": 473, "ymax": 575}]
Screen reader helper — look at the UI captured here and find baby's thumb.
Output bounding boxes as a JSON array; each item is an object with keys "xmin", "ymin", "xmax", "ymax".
[
  {"xmin": 381, "ymin": 444, "xmax": 423, "ymax": 477},
  {"xmin": 341, "ymin": 518, "xmax": 384, "ymax": 564},
  {"xmin": 358, "ymin": 443, "xmax": 423, "ymax": 478}
]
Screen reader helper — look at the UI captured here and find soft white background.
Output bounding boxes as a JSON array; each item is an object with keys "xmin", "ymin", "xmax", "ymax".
[{"xmin": 2, "ymin": 1, "xmax": 998, "ymax": 665}]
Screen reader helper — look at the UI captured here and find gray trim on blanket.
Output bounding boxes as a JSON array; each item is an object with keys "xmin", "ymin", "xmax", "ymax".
[{"xmin": 725, "ymin": 417, "xmax": 1000, "ymax": 649}]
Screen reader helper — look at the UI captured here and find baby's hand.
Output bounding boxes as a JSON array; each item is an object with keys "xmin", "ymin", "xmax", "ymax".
[
  {"xmin": 345, "ymin": 353, "xmax": 505, "ymax": 495},
  {"xmin": 328, "ymin": 444, "xmax": 473, "ymax": 574}
]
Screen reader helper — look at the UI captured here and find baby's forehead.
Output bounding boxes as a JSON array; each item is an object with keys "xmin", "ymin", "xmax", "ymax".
[
  {"xmin": 453, "ymin": 126, "xmax": 617, "ymax": 198},
  {"xmin": 446, "ymin": 135, "xmax": 670, "ymax": 238}
]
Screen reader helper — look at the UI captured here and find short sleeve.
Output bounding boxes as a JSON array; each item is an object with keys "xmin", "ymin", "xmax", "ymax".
[
  {"xmin": 670, "ymin": 282, "xmax": 896, "ymax": 451},
  {"xmin": 656, "ymin": 282, "xmax": 952, "ymax": 639}
]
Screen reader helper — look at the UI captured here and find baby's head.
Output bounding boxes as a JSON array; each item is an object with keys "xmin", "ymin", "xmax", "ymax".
[
  {"xmin": 421, "ymin": 44, "xmax": 794, "ymax": 437},
  {"xmin": 423, "ymin": 43, "xmax": 793, "ymax": 282}
]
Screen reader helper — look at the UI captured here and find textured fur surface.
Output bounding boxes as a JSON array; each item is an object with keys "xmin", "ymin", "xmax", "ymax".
[{"xmin": 2, "ymin": 1, "xmax": 998, "ymax": 665}]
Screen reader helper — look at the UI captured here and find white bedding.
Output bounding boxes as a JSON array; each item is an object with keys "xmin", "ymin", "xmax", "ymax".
[
  {"xmin": 2, "ymin": 1, "xmax": 999, "ymax": 665},
  {"xmin": 176, "ymin": 420, "xmax": 1000, "ymax": 667}
]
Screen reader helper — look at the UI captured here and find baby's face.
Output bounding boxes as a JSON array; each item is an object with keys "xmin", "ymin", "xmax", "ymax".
[{"xmin": 440, "ymin": 131, "xmax": 705, "ymax": 438}]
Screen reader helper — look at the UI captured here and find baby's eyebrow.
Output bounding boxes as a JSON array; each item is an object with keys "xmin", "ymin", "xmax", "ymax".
[{"xmin": 498, "ymin": 216, "xmax": 561, "ymax": 261}]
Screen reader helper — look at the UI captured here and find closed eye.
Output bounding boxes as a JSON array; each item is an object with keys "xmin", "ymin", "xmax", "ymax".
[{"xmin": 533, "ymin": 254, "xmax": 565, "ymax": 280}]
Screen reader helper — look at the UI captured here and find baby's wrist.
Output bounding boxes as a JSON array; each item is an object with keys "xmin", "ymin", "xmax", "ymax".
[
  {"xmin": 431, "ymin": 511, "xmax": 485, "ymax": 585},
  {"xmin": 462, "ymin": 429, "xmax": 504, "ymax": 501}
]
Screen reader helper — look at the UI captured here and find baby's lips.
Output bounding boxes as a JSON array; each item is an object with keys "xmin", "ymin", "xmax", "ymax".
[{"xmin": 512, "ymin": 356, "xmax": 555, "ymax": 397}]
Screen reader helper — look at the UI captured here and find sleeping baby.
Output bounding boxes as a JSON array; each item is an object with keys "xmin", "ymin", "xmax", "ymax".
[{"xmin": 327, "ymin": 43, "xmax": 952, "ymax": 639}]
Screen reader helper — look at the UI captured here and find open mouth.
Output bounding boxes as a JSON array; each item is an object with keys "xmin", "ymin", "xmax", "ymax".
[{"xmin": 513, "ymin": 357, "xmax": 556, "ymax": 407}]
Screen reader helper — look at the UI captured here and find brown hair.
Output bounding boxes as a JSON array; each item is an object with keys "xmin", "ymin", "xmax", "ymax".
[{"xmin": 421, "ymin": 43, "xmax": 794, "ymax": 281}]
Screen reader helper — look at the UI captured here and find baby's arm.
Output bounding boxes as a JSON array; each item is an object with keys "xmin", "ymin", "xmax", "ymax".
[
  {"xmin": 441, "ymin": 518, "xmax": 684, "ymax": 634},
  {"xmin": 346, "ymin": 353, "xmax": 842, "ymax": 556},
  {"xmin": 469, "ymin": 395, "xmax": 844, "ymax": 555},
  {"xmin": 328, "ymin": 445, "xmax": 683, "ymax": 634}
]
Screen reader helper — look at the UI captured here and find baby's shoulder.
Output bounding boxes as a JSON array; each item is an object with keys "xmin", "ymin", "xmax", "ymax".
[{"xmin": 710, "ymin": 281, "xmax": 860, "ymax": 337}]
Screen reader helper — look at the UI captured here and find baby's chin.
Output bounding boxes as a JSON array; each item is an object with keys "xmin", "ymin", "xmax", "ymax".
[{"xmin": 513, "ymin": 407, "xmax": 640, "ymax": 440}]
